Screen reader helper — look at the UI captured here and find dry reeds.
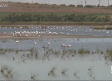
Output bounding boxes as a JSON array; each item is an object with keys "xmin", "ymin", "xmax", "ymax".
[
  {"xmin": 61, "ymin": 69, "xmax": 68, "ymax": 76},
  {"xmin": 48, "ymin": 67, "xmax": 56, "ymax": 77},
  {"xmin": 74, "ymin": 70, "xmax": 80, "ymax": 79},
  {"xmin": 31, "ymin": 73, "xmax": 38, "ymax": 80},
  {"xmin": 0, "ymin": 65, "xmax": 15, "ymax": 80}
]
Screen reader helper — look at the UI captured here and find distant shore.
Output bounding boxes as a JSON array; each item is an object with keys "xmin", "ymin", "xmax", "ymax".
[
  {"xmin": 0, "ymin": 24, "xmax": 112, "ymax": 30},
  {"xmin": 0, "ymin": 22, "xmax": 112, "ymax": 28},
  {"xmin": 0, "ymin": 34, "xmax": 112, "ymax": 39}
]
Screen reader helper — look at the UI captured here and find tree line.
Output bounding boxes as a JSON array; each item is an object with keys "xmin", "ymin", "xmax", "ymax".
[{"xmin": 1, "ymin": 13, "xmax": 112, "ymax": 23}]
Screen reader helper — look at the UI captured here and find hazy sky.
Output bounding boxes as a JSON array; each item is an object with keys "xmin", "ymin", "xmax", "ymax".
[{"xmin": 2, "ymin": 0, "xmax": 112, "ymax": 6}]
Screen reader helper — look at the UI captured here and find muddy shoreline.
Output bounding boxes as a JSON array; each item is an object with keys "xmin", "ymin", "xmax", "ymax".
[
  {"xmin": 0, "ymin": 25, "xmax": 111, "ymax": 28},
  {"xmin": 0, "ymin": 34, "xmax": 112, "ymax": 39}
]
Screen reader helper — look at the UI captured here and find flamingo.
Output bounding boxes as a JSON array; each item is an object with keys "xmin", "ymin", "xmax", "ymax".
[
  {"xmin": 16, "ymin": 41, "xmax": 19, "ymax": 43},
  {"xmin": 34, "ymin": 42, "xmax": 36, "ymax": 45},
  {"xmin": 61, "ymin": 44, "xmax": 65, "ymax": 47},
  {"xmin": 16, "ymin": 40, "xmax": 19, "ymax": 50},
  {"xmin": 63, "ymin": 44, "xmax": 67, "ymax": 48},
  {"xmin": 48, "ymin": 42, "xmax": 50, "ymax": 45},
  {"xmin": 67, "ymin": 45, "xmax": 71, "ymax": 47},
  {"xmin": 106, "ymin": 31, "xmax": 109, "ymax": 34},
  {"xmin": 73, "ymin": 38, "xmax": 75, "ymax": 40},
  {"xmin": 89, "ymin": 29, "xmax": 91, "ymax": 32}
]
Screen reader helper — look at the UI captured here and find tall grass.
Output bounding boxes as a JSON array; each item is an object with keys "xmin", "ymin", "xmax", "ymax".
[{"xmin": 0, "ymin": 47, "xmax": 112, "ymax": 61}]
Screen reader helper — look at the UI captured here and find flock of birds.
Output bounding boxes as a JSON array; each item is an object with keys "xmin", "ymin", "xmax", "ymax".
[
  {"xmin": 15, "ymin": 40, "xmax": 71, "ymax": 51},
  {"xmin": 0, "ymin": 26, "xmax": 110, "ymax": 37},
  {"xmin": 3, "ymin": 26, "xmax": 110, "ymax": 51},
  {"xmin": 6, "ymin": 26, "xmax": 110, "ymax": 51}
]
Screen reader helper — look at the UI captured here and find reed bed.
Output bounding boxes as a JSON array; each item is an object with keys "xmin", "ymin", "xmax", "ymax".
[
  {"xmin": 0, "ymin": 47, "xmax": 111, "ymax": 61},
  {"xmin": 0, "ymin": 65, "xmax": 17, "ymax": 80},
  {"xmin": 0, "ymin": 47, "xmax": 109, "ymax": 80}
]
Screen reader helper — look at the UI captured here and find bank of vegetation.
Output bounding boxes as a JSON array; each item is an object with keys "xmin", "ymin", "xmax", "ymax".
[{"xmin": 1, "ymin": 13, "xmax": 112, "ymax": 24}]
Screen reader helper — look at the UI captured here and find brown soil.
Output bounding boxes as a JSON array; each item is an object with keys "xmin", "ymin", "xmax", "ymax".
[
  {"xmin": 0, "ymin": 2, "xmax": 112, "ymax": 13},
  {"xmin": 0, "ymin": 34, "xmax": 111, "ymax": 39},
  {"xmin": 0, "ymin": 34, "xmax": 11, "ymax": 36}
]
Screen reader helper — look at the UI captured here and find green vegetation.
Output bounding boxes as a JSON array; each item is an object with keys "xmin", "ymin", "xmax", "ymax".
[
  {"xmin": 78, "ymin": 48, "xmax": 90, "ymax": 55},
  {"xmin": 0, "ymin": 21, "xmax": 112, "ymax": 25},
  {"xmin": 0, "ymin": 12, "xmax": 112, "ymax": 25},
  {"xmin": 1, "ymin": 12, "xmax": 112, "ymax": 23},
  {"xmin": 0, "ymin": 12, "xmax": 112, "ymax": 18}
]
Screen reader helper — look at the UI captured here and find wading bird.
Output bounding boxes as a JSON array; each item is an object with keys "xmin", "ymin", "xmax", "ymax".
[
  {"xmin": 16, "ymin": 41, "xmax": 19, "ymax": 43},
  {"xmin": 34, "ymin": 42, "xmax": 36, "ymax": 45},
  {"xmin": 16, "ymin": 40, "xmax": 19, "ymax": 50},
  {"xmin": 67, "ymin": 45, "xmax": 71, "ymax": 47},
  {"xmin": 48, "ymin": 42, "xmax": 50, "ymax": 45}
]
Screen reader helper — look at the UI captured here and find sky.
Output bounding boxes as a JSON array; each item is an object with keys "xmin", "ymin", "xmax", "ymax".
[{"xmin": 1, "ymin": 0, "xmax": 112, "ymax": 6}]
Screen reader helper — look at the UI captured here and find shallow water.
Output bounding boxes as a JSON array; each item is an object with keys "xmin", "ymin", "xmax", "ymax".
[
  {"xmin": 0, "ymin": 38, "xmax": 112, "ymax": 80},
  {"xmin": 0, "ymin": 38, "xmax": 112, "ymax": 51},
  {"xmin": 0, "ymin": 26, "xmax": 111, "ymax": 36}
]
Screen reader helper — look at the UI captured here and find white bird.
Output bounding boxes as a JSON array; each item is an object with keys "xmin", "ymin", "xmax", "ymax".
[
  {"xmin": 106, "ymin": 31, "xmax": 109, "ymax": 33},
  {"xmin": 34, "ymin": 42, "xmax": 36, "ymax": 45},
  {"xmin": 67, "ymin": 45, "xmax": 71, "ymax": 47},
  {"xmin": 63, "ymin": 44, "xmax": 67, "ymax": 47},
  {"xmin": 73, "ymin": 38, "xmax": 75, "ymax": 40},
  {"xmin": 61, "ymin": 44, "xmax": 65, "ymax": 47},
  {"xmin": 89, "ymin": 29, "xmax": 91, "ymax": 32},
  {"xmin": 48, "ymin": 42, "xmax": 50, "ymax": 45},
  {"xmin": 16, "ymin": 41, "xmax": 19, "ymax": 43}
]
